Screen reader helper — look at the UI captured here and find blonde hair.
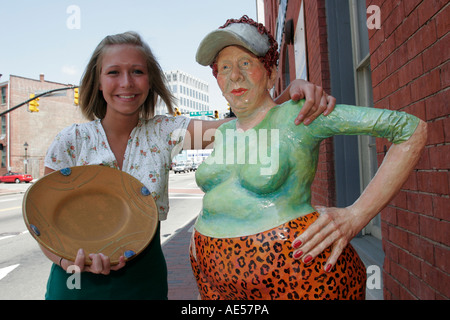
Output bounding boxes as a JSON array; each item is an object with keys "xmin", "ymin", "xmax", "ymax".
[{"xmin": 79, "ymin": 31, "xmax": 174, "ymax": 120}]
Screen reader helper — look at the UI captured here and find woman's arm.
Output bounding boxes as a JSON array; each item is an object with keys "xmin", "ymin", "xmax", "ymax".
[
  {"xmin": 184, "ymin": 80, "xmax": 336, "ymax": 150},
  {"xmin": 292, "ymin": 120, "xmax": 427, "ymax": 272}
]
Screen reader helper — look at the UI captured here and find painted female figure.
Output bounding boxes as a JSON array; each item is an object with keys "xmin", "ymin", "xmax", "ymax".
[{"xmin": 190, "ymin": 16, "xmax": 427, "ymax": 300}]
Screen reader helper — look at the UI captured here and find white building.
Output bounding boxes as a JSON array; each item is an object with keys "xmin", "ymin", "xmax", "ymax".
[
  {"xmin": 155, "ymin": 70, "xmax": 211, "ymax": 117},
  {"xmin": 157, "ymin": 70, "xmax": 213, "ymax": 163}
]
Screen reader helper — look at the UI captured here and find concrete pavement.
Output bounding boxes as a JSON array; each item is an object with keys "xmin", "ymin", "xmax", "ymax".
[{"xmin": 162, "ymin": 218, "xmax": 199, "ymax": 300}]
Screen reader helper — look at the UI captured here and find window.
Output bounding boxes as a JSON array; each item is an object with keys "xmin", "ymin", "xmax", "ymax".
[
  {"xmin": 1, "ymin": 87, "xmax": 6, "ymax": 104},
  {"xmin": 350, "ymin": 0, "xmax": 379, "ymax": 239}
]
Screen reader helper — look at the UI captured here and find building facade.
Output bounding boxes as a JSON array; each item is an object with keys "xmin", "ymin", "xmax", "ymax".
[
  {"xmin": 156, "ymin": 70, "xmax": 211, "ymax": 117},
  {"xmin": 261, "ymin": 0, "xmax": 448, "ymax": 299},
  {"xmin": 0, "ymin": 74, "xmax": 87, "ymax": 179},
  {"xmin": 159, "ymin": 70, "xmax": 214, "ymax": 165}
]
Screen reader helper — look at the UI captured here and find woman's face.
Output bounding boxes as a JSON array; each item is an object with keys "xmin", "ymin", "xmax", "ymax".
[
  {"xmin": 99, "ymin": 44, "xmax": 150, "ymax": 118},
  {"xmin": 216, "ymin": 45, "xmax": 275, "ymax": 117}
]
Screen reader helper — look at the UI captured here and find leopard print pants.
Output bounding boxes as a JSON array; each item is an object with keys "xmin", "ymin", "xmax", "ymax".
[{"xmin": 190, "ymin": 212, "xmax": 366, "ymax": 300}]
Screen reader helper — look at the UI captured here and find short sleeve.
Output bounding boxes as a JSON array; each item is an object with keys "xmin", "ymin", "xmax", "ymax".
[
  {"xmin": 44, "ymin": 124, "xmax": 80, "ymax": 170},
  {"xmin": 306, "ymin": 104, "xmax": 420, "ymax": 144},
  {"xmin": 150, "ymin": 115, "xmax": 191, "ymax": 159}
]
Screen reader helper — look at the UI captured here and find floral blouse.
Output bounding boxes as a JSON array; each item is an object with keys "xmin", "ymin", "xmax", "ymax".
[{"xmin": 44, "ymin": 116, "xmax": 191, "ymax": 221}]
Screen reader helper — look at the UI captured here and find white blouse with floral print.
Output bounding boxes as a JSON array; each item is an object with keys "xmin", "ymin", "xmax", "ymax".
[{"xmin": 44, "ymin": 116, "xmax": 191, "ymax": 221}]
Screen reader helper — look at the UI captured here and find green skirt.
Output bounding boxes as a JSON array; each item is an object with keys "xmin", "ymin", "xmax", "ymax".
[{"xmin": 45, "ymin": 223, "xmax": 167, "ymax": 300}]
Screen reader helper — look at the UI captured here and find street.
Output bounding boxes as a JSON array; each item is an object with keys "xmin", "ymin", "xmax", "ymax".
[{"xmin": 0, "ymin": 171, "xmax": 202, "ymax": 300}]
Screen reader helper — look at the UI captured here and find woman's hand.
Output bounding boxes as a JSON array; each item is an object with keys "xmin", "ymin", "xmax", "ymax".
[
  {"xmin": 60, "ymin": 249, "xmax": 126, "ymax": 275},
  {"xmin": 292, "ymin": 206, "xmax": 364, "ymax": 273},
  {"xmin": 274, "ymin": 79, "xmax": 336, "ymax": 125}
]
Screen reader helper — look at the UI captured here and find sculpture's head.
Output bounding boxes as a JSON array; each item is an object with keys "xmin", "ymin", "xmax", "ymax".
[{"xmin": 196, "ymin": 15, "xmax": 279, "ymax": 118}]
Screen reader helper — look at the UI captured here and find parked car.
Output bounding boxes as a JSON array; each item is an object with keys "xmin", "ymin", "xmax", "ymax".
[
  {"xmin": 185, "ymin": 162, "xmax": 194, "ymax": 172},
  {"xmin": 0, "ymin": 172, "xmax": 33, "ymax": 183},
  {"xmin": 173, "ymin": 163, "xmax": 186, "ymax": 174}
]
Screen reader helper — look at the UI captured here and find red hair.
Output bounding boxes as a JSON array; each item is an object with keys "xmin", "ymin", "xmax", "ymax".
[{"xmin": 211, "ymin": 15, "xmax": 279, "ymax": 78}]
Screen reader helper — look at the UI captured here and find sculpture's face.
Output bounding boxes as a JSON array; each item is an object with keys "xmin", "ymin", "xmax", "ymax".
[{"xmin": 216, "ymin": 45, "xmax": 275, "ymax": 118}]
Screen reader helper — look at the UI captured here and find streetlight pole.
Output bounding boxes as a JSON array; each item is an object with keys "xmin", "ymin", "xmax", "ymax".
[{"xmin": 24, "ymin": 142, "xmax": 28, "ymax": 174}]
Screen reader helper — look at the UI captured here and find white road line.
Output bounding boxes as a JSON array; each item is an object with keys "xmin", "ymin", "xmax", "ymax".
[
  {"xmin": 0, "ymin": 230, "xmax": 29, "ymax": 241},
  {"xmin": 0, "ymin": 206, "xmax": 21, "ymax": 212},
  {"xmin": 0, "ymin": 264, "xmax": 20, "ymax": 281}
]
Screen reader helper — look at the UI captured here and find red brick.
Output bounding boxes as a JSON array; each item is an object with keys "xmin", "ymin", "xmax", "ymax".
[
  {"xmin": 419, "ymin": 214, "xmax": 449, "ymax": 244},
  {"xmin": 409, "ymin": 274, "xmax": 436, "ymax": 299},
  {"xmin": 425, "ymin": 89, "xmax": 449, "ymax": 120},
  {"xmin": 403, "ymin": 100, "xmax": 426, "ymax": 120},
  {"xmin": 435, "ymin": 3, "xmax": 450, "ymax": 38},
  {"xmin": 389, "ymin": 85, "xmax": 411, "ymax": 110},
  {"xmin": 395, "ymin": 9, "xmax": 419, "ymax": 46},
  {"xmin": 384, "ymin": 1, "xmax": 405, "ymax": 38},
  {"xmin": 416, "ymin": 0, "xmax": 448, "ymax": 27},
  {"xmin": 391, "ymin": 260, "xmax": 410, "ymax": 288},
  {"xmin": 406, "ymin": 20, "xmax": 437, "ymax": 60},
  {"xmin": 410, "ymin": 69, "xmax": 441, "ymax": 101},
  {"xmin": 444, "ymin": 117, "xmax": 450, "ymax": 142},
  {"xmin": 398, "ymin": 54, "xmax": 423, "ymax": 87},
  {"xmin": 441, "ymin": 60, "xmax": 450, "ymax": 88},
  {"xmin": 434, "ymin": 245, "xmax": 450, "ymax": 273},
  {"xmin": 397, "ymin": 208, "xmax": 419, "ymax": 233},
  {"xmin": 389, "ymin": 225, "xmax": 409, "ymax": 247},
  {"xmin": 417, "ymin": 171, "xmax": 449, "ymax": 194},
  {"xmin": 403, "ymin": 0, "xmax": 422, "ymax": 16},
  {"xmin": 407, "ymin": 232, "xmax": 434, "ymax": 262},
  {"xmin": 427, "ymin": 118, "xmax": 445, "ymax": 144},
  {"xmin": 429, "ymin": 144, "xmax": 450, "ymax": 170},
  {"xmin": 432, "ymin": 195, "xmax": 450, "ymax": 220},
  {"xmin": 421, "ymin": 261, "xmax": 450, "ymax": 298},
  {"xmin": 422, "ymin": 33, "xmax": 450, "ymax": 72},
  {"xmin": 403, "ymin": 171, "xmax": 418, "ymax": 191},
  {"xmin": 384, "ymin": 272, "xmax": 401, "ymax": 299},
  {"xmin": 406, "ymin": 192, "xmax": 433, "ymax": 215}
]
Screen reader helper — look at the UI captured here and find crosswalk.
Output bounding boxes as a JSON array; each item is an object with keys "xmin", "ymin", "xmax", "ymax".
[{"xmin": 0, "ymin": 264, "xmax": 20, "ymax": 281}]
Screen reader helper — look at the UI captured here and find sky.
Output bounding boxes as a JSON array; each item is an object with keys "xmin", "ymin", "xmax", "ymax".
[{"xmin": 0, "ymin": 0, "xmax": 259, "ymax": 112}]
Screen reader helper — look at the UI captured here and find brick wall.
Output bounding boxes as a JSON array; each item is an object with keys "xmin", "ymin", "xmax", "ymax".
[
  {"xmin": 368, "ymin": 0, "xmax": 449, "ymax": 299},
  {"xmin": 302, "ymin": 0, "xmax": 336, "ymax": 207},
  {"xmin": 8, "ymin": 75, "xmax": 87, "ymax": 178}
]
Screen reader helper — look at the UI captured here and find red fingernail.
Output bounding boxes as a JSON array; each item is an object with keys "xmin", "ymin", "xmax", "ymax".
[
  {"xmin": 293, "ymin": 251, "xmax": 303, "ymax": 259},
  {"xmin": 292, "ymin": 240, "xmax": 302, "ymax": 249},
  {"xmin": 325, "ymin": 264, "xmax": 332, "ymax": 272},
  {"xmin": 303, "ymin": 255, "xmax": 312, "ymax": 264}
]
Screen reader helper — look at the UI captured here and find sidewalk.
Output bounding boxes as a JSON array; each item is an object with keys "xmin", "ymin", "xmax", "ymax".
[{"xmin": 162, "ymin": 218, "xmax": 199, "ymax": 300}]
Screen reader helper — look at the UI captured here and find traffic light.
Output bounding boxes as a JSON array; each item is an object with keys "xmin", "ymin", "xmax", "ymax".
[
  {"xmin": 214, "ymin": 110, "xmax": 219, "ymax": 119},
  {"xmin": 74, "ymin": 88, "xmax": 79, "ymax": 106},
  {"xmin": 174, "ymin": 107, "xmax": 181, "ymax": 116},
  {"xmin": 28, "ymin": 94, "xmax": 40, "ymax": 112}
]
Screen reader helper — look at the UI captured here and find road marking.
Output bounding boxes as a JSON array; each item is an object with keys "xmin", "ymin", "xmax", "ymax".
[
  {"xmin": 0, "ymin": 264, "xmax": 20, "ymax": 281},
  {"xmin": 0, "ymin": 197, "xmax": 22, "ymax": 203},
  {"xmin": 0, "ymin": 206, "xmax": 21, "ymax": 212},
  {"xmin": 0, "ymin": 230, "xmax": 29, "ymax": 241}
]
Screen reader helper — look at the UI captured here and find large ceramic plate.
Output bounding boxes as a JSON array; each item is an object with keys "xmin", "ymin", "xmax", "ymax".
[{"xmin": 23, "ymin": 165, "xmax": 158, "ymax": 265}]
